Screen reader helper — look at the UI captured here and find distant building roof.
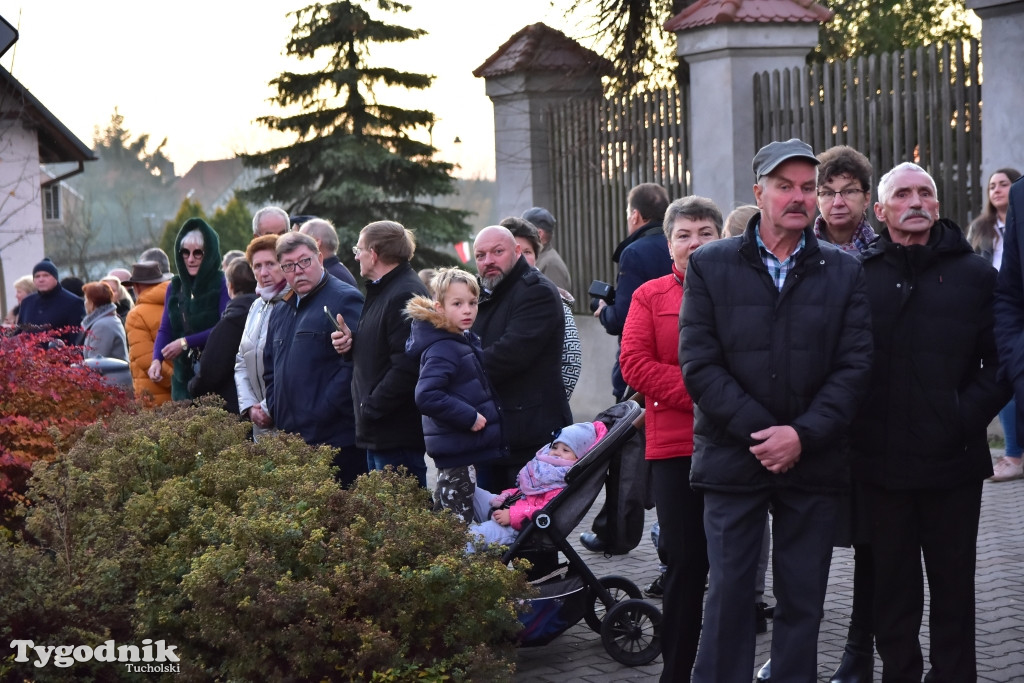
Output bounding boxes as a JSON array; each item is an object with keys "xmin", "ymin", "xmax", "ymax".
[
  {"xmin": 0, "ymin": 65, "xmax": 95, "ymax": 165},
  {"xmin": 473, "ymin": 22, "xmax": 612, "ymax": 79},
  {"xmin": 175, "ymin": 158, "xmax": 251, "ymax": 211},
  {"xmin": 665, "ymin": 0, "xmax": 832, "ymax": 32}
]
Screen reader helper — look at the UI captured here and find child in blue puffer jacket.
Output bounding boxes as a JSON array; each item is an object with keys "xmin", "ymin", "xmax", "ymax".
[{"xmin": 405, "ymin": 268, "xmax": 504, "ymax": 523}]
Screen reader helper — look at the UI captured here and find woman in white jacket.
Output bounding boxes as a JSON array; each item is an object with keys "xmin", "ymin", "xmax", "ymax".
[{"xmin": 234, "ymin": 235, "xmax": 290, "ymax": 439}]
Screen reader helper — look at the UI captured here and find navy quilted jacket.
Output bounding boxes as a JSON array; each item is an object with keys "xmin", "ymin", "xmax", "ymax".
[{"xmin": 405, "ymin": 296, "xmax": 505, "ymax": 469}]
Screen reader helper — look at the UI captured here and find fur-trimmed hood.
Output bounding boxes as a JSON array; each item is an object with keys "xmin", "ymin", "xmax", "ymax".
[
  {"xmin": 405, "ymin": 296, "xmax": 484, "ymax": 361},
  {"xmin": 404, "ymin": 295, "xmax": 462, "ymax": 334},
  {"xmin": 405, "ymin": 294, "xmax": 486, "ymax": 360}
]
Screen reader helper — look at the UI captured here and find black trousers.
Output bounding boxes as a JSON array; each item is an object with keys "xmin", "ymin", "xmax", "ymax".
[
  {"xmin": 865, "ymin": 481, "xmax": 983, "ymax": 683},
  {"xmin": 694, "ymin": 488, "xmax": 838, "ymax": 683},
  {"xmin": 650, "ymin": 457, "xmax": 708, "ymax": 683}
]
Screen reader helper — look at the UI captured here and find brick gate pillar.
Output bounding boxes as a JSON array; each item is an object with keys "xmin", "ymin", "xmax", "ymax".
[{"xmin": 474, "ymin": 23, "xmax": 609, "ymax": 222}]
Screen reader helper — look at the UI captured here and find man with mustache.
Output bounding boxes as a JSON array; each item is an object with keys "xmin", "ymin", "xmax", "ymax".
[
  {"xmin": 851, "ymin": 162, "xmax": 1006, "ymax": 682},
  {"xmin": 263, "ymin": 232, "xmax": 365, "ymax": 486},
  {"xmin": 680, "ymin": 139, "xmax": 874, "ymax": 683},
  {"xmin": 471, "ymin": 225, "xmax": 572, "ymax": 492}
]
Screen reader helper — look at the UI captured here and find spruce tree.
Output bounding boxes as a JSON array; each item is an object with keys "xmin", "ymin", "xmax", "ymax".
[{"xmin": 241, "ymin": 0, "xmax": 470, "ymax": 253}]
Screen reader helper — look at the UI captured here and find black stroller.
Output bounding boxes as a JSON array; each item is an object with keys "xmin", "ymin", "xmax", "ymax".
[{"xmin": 499, "ymin": 399, "xmax": 661, "ymax": 666}]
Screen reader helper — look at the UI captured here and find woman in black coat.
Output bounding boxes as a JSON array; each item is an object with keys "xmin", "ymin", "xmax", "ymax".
[{"xmin": 188, "ymin": 259, "xmax": 257, "ymax": 413}]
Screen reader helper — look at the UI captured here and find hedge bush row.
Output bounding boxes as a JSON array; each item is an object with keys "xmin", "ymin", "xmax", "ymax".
[{"xmin": 1, "ymin": 399, "xmax": 530, "ymax": 681}]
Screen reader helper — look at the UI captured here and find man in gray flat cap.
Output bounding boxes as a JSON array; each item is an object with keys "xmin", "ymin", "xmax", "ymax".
[
  {"xmin": 679, "ymin": 139, "xmax": 874, "ymax": 683},
  {"xmin": 521, "ymin": 206, "xmax": 572, "ymax": 291}
]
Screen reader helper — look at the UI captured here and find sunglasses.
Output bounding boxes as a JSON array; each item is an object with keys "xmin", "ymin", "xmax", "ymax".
[{"xmin": 180, "ymin": 248, "xmax": 204, "ymax": 260}]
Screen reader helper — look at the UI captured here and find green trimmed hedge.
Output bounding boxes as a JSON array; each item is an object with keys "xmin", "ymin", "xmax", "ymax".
[{"xmin": 1, "ymin": 399, "xmax": 529, "ymax": 681}]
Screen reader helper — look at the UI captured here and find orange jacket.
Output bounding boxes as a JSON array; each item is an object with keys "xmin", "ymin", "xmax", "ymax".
[{"xmin": 125, "ymin": 280, "xmax": 173, "ymax": 405}]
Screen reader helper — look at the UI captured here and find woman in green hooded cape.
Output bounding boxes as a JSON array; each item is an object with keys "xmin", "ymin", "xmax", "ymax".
[{"xmin": 148, "ymin": 218, "xmax": 229, "ymax": 400}]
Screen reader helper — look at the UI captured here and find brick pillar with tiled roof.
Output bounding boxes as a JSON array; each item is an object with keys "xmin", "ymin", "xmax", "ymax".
[
  {"xmin": 967, "ymin": 0, "xmax": 1024, "ymax": 182},
  {"xmin": 474, "ymin": 23, "xmax": 610, "ymax": 221},
  {"xmin": 666, "ymin": 0, "xmax": 831, "ymax": 214}
]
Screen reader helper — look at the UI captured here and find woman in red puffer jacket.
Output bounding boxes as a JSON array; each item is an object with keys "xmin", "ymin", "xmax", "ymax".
[{"xmin": 620, "ymin": 195, "xmax": 723, "ymax": 683}]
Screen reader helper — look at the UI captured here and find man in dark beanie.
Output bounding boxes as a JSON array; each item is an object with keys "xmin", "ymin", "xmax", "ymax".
[{"xmin": 17, "ymin": 258, "xmax": 86, "ymax": 343}]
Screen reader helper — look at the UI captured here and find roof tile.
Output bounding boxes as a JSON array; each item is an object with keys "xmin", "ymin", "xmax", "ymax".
[
  {"xmin": 665, "ymin": 0, "xmax": 832, "ymax": 32},
  {"xmin": 473, "ymin": 22, "xmax": 612, "ymax": 78}
]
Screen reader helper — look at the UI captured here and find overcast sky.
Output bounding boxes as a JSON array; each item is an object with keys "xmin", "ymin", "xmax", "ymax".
[{"xmin": 0, "ymin": 1, "xmax": 587, "ymax": 179}]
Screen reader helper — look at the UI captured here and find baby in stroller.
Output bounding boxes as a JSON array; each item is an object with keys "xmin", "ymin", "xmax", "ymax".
[{"xmin": 468, "ymin": 420, "xmax": 608, "ymax": 551}]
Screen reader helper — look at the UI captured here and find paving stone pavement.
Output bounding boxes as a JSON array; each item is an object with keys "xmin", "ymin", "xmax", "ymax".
[{"xmin": 512, "ymin": 453, "xmax": 1024, "ymax": 682}]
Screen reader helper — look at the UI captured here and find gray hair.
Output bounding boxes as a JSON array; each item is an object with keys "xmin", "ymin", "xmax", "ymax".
[
  {"xmin": 252, "ymin": 206, "xmax": 290, "ymax": 235},
  {"xmin": 139, "ymin": 247, "xmax": 171, "ymax": 274},
  {"xmin": 876, "ymin": 162, "xmax": 937, "ymax": 205},
  {"xmin": 300, "ymin": 218, "xmax": 339, "ymax": 255},
  {"xmin": 181, "ymin": 229, "xmax": 204, "ymax": 249},
  {"xmin": 275, "ymin": 231, "xmax": 319, "ymax": 260},
  {"xmin": 663, "ymin": 196, "xmax": 724, "ymax": 238}
]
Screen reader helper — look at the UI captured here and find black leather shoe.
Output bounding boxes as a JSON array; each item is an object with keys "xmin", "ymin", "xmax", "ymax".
[
  {"xmin": 756, "ymin": 658, "xmax": 771, "ymax": 682},
  {"xmin": 579, "ymin": 532, "xmax": 606, "ymax": 552},
  {"xmin": 829, "ymin": 651, "xmax": 873, "ymax": 683},
  {"xmin": 643, "ymin": 574, "xmax": 664, "ymax": 598}
]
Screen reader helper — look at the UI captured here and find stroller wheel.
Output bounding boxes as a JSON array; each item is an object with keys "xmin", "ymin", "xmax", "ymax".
[
  {"xmin": 601, "ymin": 598, "xmax": 662, "ymax": 667},
  {"xmin": 584, "ymin": 575, "xmax": 642, "ymax": 633}
]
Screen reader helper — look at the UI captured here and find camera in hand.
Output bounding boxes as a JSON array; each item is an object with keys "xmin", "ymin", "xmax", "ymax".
[{"xmin": 589, "ymin": 280, "xmax": 615, "ymax": 312}]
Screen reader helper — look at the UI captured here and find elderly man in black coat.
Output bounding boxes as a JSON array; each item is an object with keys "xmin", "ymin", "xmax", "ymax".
[
  {"xmin": 471, "ymin": 225, "xmax": 572, "ymax": 492},
  {"xmin": 857, "ymin": 163, "xmax": 1007, "ymax": 683},
  {"xmin": 680, "ymin": 140, "xmax": 874, "ymax": 683}
]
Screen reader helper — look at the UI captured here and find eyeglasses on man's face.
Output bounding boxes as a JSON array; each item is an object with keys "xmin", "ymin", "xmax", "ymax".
[{"xmin": 280, "ymin": 256, "xmax": 313, "ymax": 273}]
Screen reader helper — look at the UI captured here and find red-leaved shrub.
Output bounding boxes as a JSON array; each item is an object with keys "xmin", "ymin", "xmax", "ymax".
[{"xmin": 0, "ymin": 329, "xmax": 135, "ymax": 523}]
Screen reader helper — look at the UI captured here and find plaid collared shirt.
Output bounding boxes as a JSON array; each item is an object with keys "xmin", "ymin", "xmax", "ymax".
[{"xmin": 756, "ymin": 227, "xmax": 805, "ymax": 291}]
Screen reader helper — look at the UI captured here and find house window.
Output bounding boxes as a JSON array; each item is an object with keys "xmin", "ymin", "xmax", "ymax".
[{"xmin": 42, "ymin": 184, "xmax": 61, "ymax": 221}]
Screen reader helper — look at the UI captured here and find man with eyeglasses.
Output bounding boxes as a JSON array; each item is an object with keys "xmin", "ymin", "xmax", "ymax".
[{"xmin": 263, "ymin": 232, "xmax": 365, "ymax": 486}]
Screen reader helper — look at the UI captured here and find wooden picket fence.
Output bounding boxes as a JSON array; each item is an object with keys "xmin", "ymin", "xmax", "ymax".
[
  {"xmin": 754, "ymin": 40, "xmax": 983, "ymax": 229},
  {"xmin": 547, "ymin": 87, "xmax": 689, "ymax": 308},
  {"xmin": 546, "ymin": 40, "xmax": 984, "ymax": 310}
]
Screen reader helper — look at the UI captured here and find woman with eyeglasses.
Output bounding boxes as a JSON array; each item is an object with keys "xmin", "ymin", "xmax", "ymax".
[
  {"xmin": 148, "ymin": 217, "xmax": 229, "ymax": 400},
  {"xmin": 812, "ymin": 145, "xmax": 877, "ymax": 254}
]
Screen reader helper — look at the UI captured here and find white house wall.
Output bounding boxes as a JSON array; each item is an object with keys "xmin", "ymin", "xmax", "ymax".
[{"xmin": 0, "ymin": 117, "xmax": 44, "ymax": 314}]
